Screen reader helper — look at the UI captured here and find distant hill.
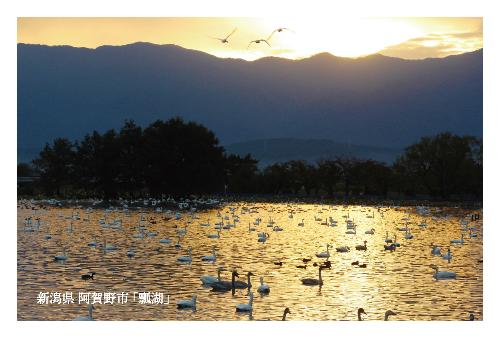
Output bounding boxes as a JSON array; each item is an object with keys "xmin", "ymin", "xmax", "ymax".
[
  {"xmin": 18, "ymin": 43, "xmax": 482, "ymax": 163},
  {"xmin": 226, "ymin": 138, "xmax": 403, "ymax": 167}
]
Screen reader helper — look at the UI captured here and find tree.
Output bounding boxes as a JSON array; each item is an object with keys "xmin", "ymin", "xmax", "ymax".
[
  {"xmin": 394, "ymin": 132, "xmax": 482, "ymax": 198},
  {"xmin": 32, "ymin": 138, "xmax": 77, "ymax": 196}
]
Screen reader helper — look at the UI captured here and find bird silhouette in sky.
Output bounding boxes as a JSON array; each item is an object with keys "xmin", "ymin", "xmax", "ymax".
[
  {"xmin": 247, "ymin": 39, "xmax": 271, "ymax": 49},
  {"xmin": 267, "ymin": 27, "xmax": 295, "ymax": 41},
  {"xmin": 211, "ymin": 28, "xmax": 237, "ymax": 44}
]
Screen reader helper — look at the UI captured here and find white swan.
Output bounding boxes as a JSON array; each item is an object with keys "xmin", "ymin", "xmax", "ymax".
[
  {"xmin": 54, "ymin": 248, "xmax": 68, "ymax": 262},
  {"xmin": 404, "ymin": 229, "xmax": 413, "ymax": 239},
  {"xmin": 207, "ymin": 229, "xmax": 221, "ymax": 239},
  {"xmin": 200, "ymin": 267, "xmax": 223, "ymax": 285},
  {"xmin": 450, "ymin": 234, "xmax": 465, "ymax": 244},
  {"xmin": 316, "ymin": 244, "xmax": 331, "ymax": 258},
  {"xmin": 73, "ymin": 304, "xmax": 95, "ymax": 321},
  {"xmin": 298, "ymin": 219, "xmax": 305, "ymax": 227},
  {"xmin": 365, "ymin": 228, "xmax": 375, "ymax": 235},
  {"xmin": 442, "ymin": 248, "xmax": 452, "ymax": 260},
  {"xmin": 236, "ymin": 292, "xmax": 253, "ymax": 312},
  {"xmin": 103, "ymin": 239, "xmax": 117, "ymax": 251},
  {"xmin": 177, "ymin": 295, "xmax": 197, "ymax": 309},
  {"xmin": 177, "ymin": 247, "xmax": 193, "ymax": 263},
  {"xmin": 432, "ymin": 265, "xmax": 457, "ymax": 280},
  {"xmin": 201, "ymin": 246, "xmax": 217, "ymax": 262},
  {"xmin": 177, "ymin": 225, "xmax": 188, "ymax": 237},
  {"xmin": 431, "ymin": 243, "xmax": 441, "ymax": 255},
  {"xmin": 248, "ymin": 223, "xmax": 256, "ymax": 232},
  {"xmin": 257, "ymin": 277, "xmax": 270, "ymax": 294},
  {"xmin": 159, "ymin": 238, "xmax": 172, "ymax": 244}
]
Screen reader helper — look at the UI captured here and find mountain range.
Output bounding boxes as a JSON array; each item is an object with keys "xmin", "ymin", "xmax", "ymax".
[{"xmin": 17, "ymin": 42, "xmax": 482, "ymax": 164}]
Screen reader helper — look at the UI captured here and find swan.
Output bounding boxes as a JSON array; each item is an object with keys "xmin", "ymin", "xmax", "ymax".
[
  {"xmin": 177, "ymin": 225, "xmax": 188, "ymax": 237},
  {"xmin": 258, "ymin": 233, "xmax": 269, "ymax": 243},
  {"xmin": 88, "ymin": 236, "xmax": 97, "ymax": 247},
  {"xmin": 442, "ymin": 248, "xmax": 452, "ymax": 260},
  {"xmin": 355, "ymin": 241, "xmax": 367, "ymax": 251},
  {"xmin": 469, "ymin": 230, "xmax": 477, "ymax": 238},
  {"xmin": 211, "ymin": 271, "xmax": 239, "ymax": 292},
  {"xmin": 248, "ymin": 223, "xmax": 256, "ymax": 232},
  {"xmin": 247, "ymin": 39, "xmax": 271, "ymax": 49},
  {"xmin": 316, "ymin": 244, "xmax": 331, "ymax": 258},
  {"xmin": 201, "ymin": 246, "xmax": 217, "ymax": 262},
  {"xmin": 282, "ymin": 307, "xmax": 291, "ymax": 321},
  {"xmin": 432, "ymin": 265, "xmax": 457, "ymax": 280},
  {"xmin": 234, "ymin": 272, "xmax": 253, "ymax": 289},
  {"xmin": 236, "ymin": 292, "xmax": 254, "ymax": 312},
  {"xmin": 159, "ymin": 238, "xmax": 172, "ymax": 244},
  {"xmin": 177, "ymin": 247, "xmax": 193, "ymax": 263},
  {"xmin": 301, "ymin": 266, "xmax": 323, "ymax": 286},
  {"xmin": 384, "ymin": 310, "xmax": 397, "ymax": 321},
  {"xmin": 177, "ymin": 295, "xmax": 197, "ymax": 309},
  {"xmin": 404, "ymin": 229, "xmax": 413, "ymax": 239},
  {"xmin": 346, "ymin": 227, "xmax": 357, "ymax": 235},
  {"xmin": 126, "ymin": 248, "xmax": 135, "ymax": 258},
  {"xmin": 257, "ymin": 277, "xmax": 270, "ymax": 294},
  {"xmin": 273, "ymin": 225, "xmax": 283, "ymax": 232},
  {"xmin": 207, "ymin": 229, "xmax": 221, "ymax": 239},
  {"xmin": 384, "ymin": 243, "xmax": 396, "ymax": 251},
  {"xmin": 385, "ymin": 231, "xmax": 393, "ymax": 243},
  {"xmin": 73, "ymin": 304, "xmax": 95, "ymax": 321},
  {"xmin": 365, "ymin": 228, "xmax": 375, "ymax": 235},
  {"xmin": 200, "ymin": 220, "xmax": 210, "ymax": 227},
  {"xmin": 200, "ymin": 267, "xmax": 223, "ymax": 286},
  {"xmin": 54, "ymin": 248, "xmax": 68, "ymax": 262},
  {"xmin": 298, "ymin": 219, "xmax": 305, "ymax": 227},
  {"xmin": 431, "ymin": 243, "xmax": 441, "ymax": 255},
  {"xmin": 357, "ymin": 307, "xmax": 367, "ymax": 321},
  {"xmin": 336, "ymin": 246, "xmax": 350, "ymax": 253},
  {"xmin": 450, "ymin": 234, "xmax": 465, "ymax": 244},
  {"xmin": 103, "ymin": 240, "xmax": 117, "ymax": 251}
]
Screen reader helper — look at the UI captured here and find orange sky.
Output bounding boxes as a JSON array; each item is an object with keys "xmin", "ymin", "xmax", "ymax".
[{"xmin": 17, "ymin": 17, "xmax": 483, "ymax": 60}]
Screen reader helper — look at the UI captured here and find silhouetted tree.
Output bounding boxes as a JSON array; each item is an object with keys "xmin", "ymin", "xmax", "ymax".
[
  {"xmin": 394, "ymin": 132, "xmax": 482, "ymax": 198},
  {"xmin": 32, "ymin": 138, "xmax": 77, "ymax": 196}
]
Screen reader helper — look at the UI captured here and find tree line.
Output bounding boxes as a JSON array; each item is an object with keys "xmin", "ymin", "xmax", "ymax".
[{"xmin": 18, "ymin": 118, "xmax": 482, "ymax": 200}]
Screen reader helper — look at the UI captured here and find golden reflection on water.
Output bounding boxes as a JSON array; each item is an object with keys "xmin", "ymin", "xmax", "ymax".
[{"xmin": 17, "ymin": 202, "xmax": 482, "ymax": 321}]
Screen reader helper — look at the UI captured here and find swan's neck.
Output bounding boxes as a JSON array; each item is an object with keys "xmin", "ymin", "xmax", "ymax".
[
  {"xmin": 248, "ymin": 294, "xmax": 253, "ymax": 305},
  {"xmin": 217, "ymin": 270, "xmax": 221, "ymax": 281},
  {"xmin": 384, "ymin": 313, "xmax": 390, "ymax": 321},
  {"xmin": 282, "ymin": 311, "xmax": 287, "ymax": 321},
  {"xmin": 319, "ymin": 268, "xmax": 322, "ymax": 282},
  {"xmin": 358, "ymin": 312, "xmax": 363, "ymax": 321}
]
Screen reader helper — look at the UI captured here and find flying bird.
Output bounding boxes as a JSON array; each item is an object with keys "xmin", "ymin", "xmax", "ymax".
[
  {"xmin": 247, "ymin": 39, "xmax": 271, "ymax": 49},
  {"xmin": 211, "ymin": 28, "xmax": 237, "ymax": 44},
  {"xmin": 268, "ymin": 27, "xmax": 294, "ymax": 40}
]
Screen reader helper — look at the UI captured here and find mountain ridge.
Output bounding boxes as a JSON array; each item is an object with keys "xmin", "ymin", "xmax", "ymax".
[{"xmin": 17, "ymin": 42, "xmax": 482, "ymax": 162}]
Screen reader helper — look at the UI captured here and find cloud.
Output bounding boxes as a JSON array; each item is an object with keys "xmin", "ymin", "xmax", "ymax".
[{"xmin": 379, "ymin": 31, "xmax": 483, "ymax": 59}]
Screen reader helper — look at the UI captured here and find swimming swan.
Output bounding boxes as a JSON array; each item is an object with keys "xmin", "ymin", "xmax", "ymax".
[
  {"xmin": 257, "ymin": 276, "xmax": 270, "ymax": 294},
  {"xmin": 301, "ymin": 266, "xmax": 324, "ymax": 286},
  {"xmin": 200, "ymin": 267, "xmax": 223, "ymax": 285},
  {"xmin": 201, "ymin": 246, "xmax": 217, "ymax": 262},
  {"xmin": 316, "ymin": 244, "xmax": 331, "ymax": 258},
  {"xmin": 236, "ymin": 292, "xmax": 254, "ymax": 312},
  {"xmin": 73, "ymin": 304, "xmax": 95, "ymax": 321},
  {"xmin": 432, "ymin": 265, "xmax": 457, "ymax": 280},
  {"xmin": 177, "ymin": 247, "xmax": 193, "ymax": 263},
  {"xmin": 177, "ymin": 295, "xmax": 197, "ymax": 309}
]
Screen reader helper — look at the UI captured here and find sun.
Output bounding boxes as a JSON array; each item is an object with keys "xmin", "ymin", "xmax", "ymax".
[{"xmin": 251, "ymin": 17, "xmax": 424, "ymax": 59}]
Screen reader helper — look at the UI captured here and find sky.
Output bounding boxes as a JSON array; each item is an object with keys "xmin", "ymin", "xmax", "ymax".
[{"xmin": 17, "ymin": 17, "xmax": 483, "ymax": 60}]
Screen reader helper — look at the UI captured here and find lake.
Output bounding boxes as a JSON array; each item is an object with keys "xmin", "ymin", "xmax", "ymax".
[{"xmin": 17, "ymin": 201, "xmax": 482, "ymax": 320}]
